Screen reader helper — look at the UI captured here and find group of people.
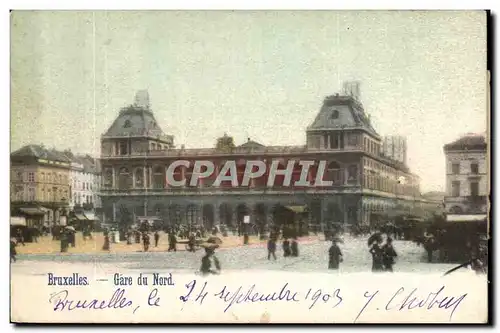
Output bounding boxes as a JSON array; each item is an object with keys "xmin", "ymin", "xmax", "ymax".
[
  {"xmin": 266, "ymin": 233, "xmax": 299, "ymax": 260},
  {"xmin": 327, "ymin": 234, "xmax": 398, "ymax": 272},
  {"xmin": 369, "ymin": 237, "xmax": 398, "ymax": 272}
]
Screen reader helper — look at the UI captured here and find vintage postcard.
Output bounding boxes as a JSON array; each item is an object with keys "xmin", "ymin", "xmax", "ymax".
[{"xmin": 10, "ymin": 10, "xmax": 489, "ymax": 324}]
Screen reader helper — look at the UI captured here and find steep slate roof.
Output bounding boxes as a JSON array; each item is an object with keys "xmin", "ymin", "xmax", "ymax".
[
  {"xmin": 103, "ymin": 105, "xmax": 169, "ymax": 139},
  {"xmin": 62, "ymin": 151, "xmax": 100, "ymax": 174},
  {"xmin": 444, "ymin": 134, "xmax": 487, "ymax": 151},
  {"xmin": 11, "ymin": 145, "xmax": 71, "ymax": 163},
  {"xmin": 238, "ymin": 139, "xmax": 265, "ymax": 149},
  {"xmin": 307, "ymin": 94, "xmax": 379, "ymax": 138}
]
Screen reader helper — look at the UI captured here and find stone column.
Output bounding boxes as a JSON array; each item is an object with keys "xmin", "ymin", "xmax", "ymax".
[
  {"xmin": 198, "ymin": 203, "xmax": 203, "ymax": 227},
  {"xmin": 132, "ymin": 169, "xmax": 136, "ymax": 188},
  {"xmin": 214, "ymin": 203, "xmax": 221, "ymax": 226},
  {"xmin": 112, "ymin": 167, "xmax": 116, "ymax": 188}
]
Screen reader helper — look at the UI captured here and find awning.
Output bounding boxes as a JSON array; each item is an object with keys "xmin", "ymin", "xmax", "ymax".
[
  {"xmin": 74, "ymin": 214, "xmax": 88, "ymax": 221},
  {"xmin": 446, "ymin": 214, "xmax": 487, "ymax": 222},
  {"xmin": 285, "ymin": 206, "xmax": 308, "ymax": 214},
  {"xmin": 10, "ymin": 217, "xmax": 26, "ymax": 226},
  {"xmin": 19, "ymin": 207, "xmax": 46, "ymax": 216},
  {"xmin": 83, "ymin": 212, "xmax": 96, "ymax": 220}
]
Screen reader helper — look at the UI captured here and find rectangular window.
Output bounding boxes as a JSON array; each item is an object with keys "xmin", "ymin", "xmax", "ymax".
[
  {"xmin": 451, "ymin": 163, "xmax": 460, "ymax": 175},
  {"xmin": 119, "ymin": 141, "xmax": 128, "ymax": 155},
  {"xmin": 452, "ymin": 181, "xmax": 460, "ymax": 197},
  {"xmin": 470, "ymin": 163, "xmax": 479, "ymax": 174},
  {"xmin": 348, "ymin": 134, "xmax": 358, "ymax": 146},
  {"xmin": 470, "ymin": 182, "xmax": 479, "ymax": 197},
  {"xmin": 323, "ymin": 134, "xmax": 329, "ymax": 149},
  {"xmin": 28, "ymin": 187, "xmax": 35, "ymax": 201},
  {"xmin": 28, "ymin": 172, "xmax": 35, "ymax": 182}
]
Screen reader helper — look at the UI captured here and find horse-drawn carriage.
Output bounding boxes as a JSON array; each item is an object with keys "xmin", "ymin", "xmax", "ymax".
[{"xmin": 177, "ymin": 236, "xmax": 223, "ymax": 252}]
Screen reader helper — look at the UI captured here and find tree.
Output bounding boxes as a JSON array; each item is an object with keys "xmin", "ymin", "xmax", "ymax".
[{"xmin": 215, "ymin": 133, "xmax": 235, "ymax": 152}]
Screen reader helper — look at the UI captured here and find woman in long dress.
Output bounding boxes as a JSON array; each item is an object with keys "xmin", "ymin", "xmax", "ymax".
[
  {"xmin": 369, "ymin": 241, "xmax": 384, "ymax": 272},
  {"xmin": 328, "ymin": 239, "xmax": 343, "ymax": 270}
]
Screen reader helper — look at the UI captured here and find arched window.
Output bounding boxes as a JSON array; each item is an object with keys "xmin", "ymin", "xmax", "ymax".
[
  {"xmin": 104, "ymin": 168, "xmax": 113, "ymax": 188},
  {"xmin": 134, "ymin": 168, "xmax": 144, "ymax": 188},
  {"xmin": 325, "ymin": 161, "xmax": 341, "ymax": 184},
  {"xmin": 154, "ymin": 204, "xmax": 164, "ymax": 217},
  {"xmin": 153, "ymin": 166, "xmax": 165, "ymax": 189},
  {"xmin": 347, "ymin": 165, "xmax": 358, "ymax": 182},
  {"xmin": 186, "ymin": 205, "xmax": 198, "ymax": 226},
  {"xmin": 124, "ymin": 119, "xmax": 132, "ymax": 128},
  {"xmin": 118, "ymin": 167, "xmax": 131, "ymax": 190},
  {"xmin": 169, "ymin": 205, "xmax": 182, "ymax": 225}
]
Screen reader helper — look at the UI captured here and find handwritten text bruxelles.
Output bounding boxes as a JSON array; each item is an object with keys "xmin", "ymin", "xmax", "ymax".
[{"xmin": 47, "ymin": 276, "xmax": 468, "ymax": 322}]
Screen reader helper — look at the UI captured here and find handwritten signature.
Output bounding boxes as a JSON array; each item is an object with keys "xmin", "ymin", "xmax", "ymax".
[{"xmin": 355, "ymin": 285, "xmax": 467, "ymax": 322}]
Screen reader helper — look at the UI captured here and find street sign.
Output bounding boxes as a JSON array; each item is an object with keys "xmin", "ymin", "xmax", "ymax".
[{"xmin": 243, "ymin": 215, "xmax": 250, "ymax": 224}]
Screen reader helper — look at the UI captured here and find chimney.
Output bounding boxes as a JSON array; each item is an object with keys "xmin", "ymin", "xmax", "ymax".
[{"xmin": 134, "ymin": 90, "xmax": 150, "ymax": 109}]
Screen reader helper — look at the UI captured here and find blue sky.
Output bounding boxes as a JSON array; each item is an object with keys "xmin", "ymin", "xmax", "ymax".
[{"xmin": 10, "ymin": 11, "xmax": 487, "ymax": 192}]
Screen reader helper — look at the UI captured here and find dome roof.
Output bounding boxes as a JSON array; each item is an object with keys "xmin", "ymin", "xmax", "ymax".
[
  {"xmin": 307, "ymin": 94, "xmax": 379, "ymax": 138},
  {"xmin": 102, "ymin": 91, "xmax": 173, "ymax": 144}
]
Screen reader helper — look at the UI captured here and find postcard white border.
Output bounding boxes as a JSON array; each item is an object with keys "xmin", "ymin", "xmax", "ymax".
[{"xmin": 2, "ymin": 1, "xmax": 497, "ymax": 331}]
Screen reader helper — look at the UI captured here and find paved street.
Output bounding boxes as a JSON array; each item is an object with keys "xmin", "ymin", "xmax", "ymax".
[{"xmin": 12, "ymin": 236, "xmax": 459, "ymax": 276}]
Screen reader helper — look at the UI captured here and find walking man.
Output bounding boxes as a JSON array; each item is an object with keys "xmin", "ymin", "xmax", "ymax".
[
  {"xmin": 382, "ymin": 237, "xmax": 398, "ymax": 272},
  {"xmin": 154, "ymin": 231, "xmax": 160, "ymax": 247}
]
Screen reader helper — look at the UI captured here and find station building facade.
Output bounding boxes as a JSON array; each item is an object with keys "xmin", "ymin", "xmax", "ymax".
[{"xmin": 99, "ymin": 91, "xmax": 435, "ymax": 231}]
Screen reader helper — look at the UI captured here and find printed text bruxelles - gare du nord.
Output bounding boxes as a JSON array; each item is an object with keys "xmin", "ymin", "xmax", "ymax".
[{"xmin": 162, "ymin": 159, "xmax": 338, "ymax": 188}]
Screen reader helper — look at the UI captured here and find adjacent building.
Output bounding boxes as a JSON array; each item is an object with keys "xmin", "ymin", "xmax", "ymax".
[
  {"xmin": 10, "ymin": 145, "xmax": 71, "ymax": 227},
  {"xmin": 99, "ymin": 90, "xmax": 436, "ymax": 232},
  {"xmin": 63, "ymin": 151, "xmax": 102, "ymax": 219},
  {"xmin": 443, "ymin": 134, "xmax": 488, "ymax": 221}
]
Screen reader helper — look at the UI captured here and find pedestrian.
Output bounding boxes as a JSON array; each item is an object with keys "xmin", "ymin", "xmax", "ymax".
[
  {"xmin": 328, "ymin": 239, "xmax": 343, "ymax": 270},
  {"xmin": 200, "ymin": 243, "xmax": 221, "ymax": 276},
  {"xmin": 127, "ymin": 230, "xmax": 133, "ymax": 245},
  {"xmin": 102, "ymin": 233, "xmax": 110, "ymax": 251},
  {"xmin": 10, "ymin": 238, "xmax": 17, "ymax": 263},
  {"xmin": 142, "ymin": 232, "xmax": 150, "ymax": 252},
  {"xmin": 154, "ymin": 231, "xmax": 160, "ymax": 247},
  {"xmin": 382, "ymin": 237, "xmax": 398, "ymax": 272},
  {"xmin": 369, "ymin": 241, "xmax": 384, "ymax": 272},
  {"xmin": 16, "ymin": 229, "xmax": 25, "ymax": 246},
  {"xmin": 282, "ymin": 238, "xmax": 291, "ymax": 257},
  {"xmin": 424, "ymin": 236, "xmax": 436, "ymax": 263},
  {"xmin": 290, "ymin": 237, "xmax": 299, "ymax": 257},
  {"xmin": 60, "ymin": 231, "xmax": 69, "ymax": 253},
  {"xmin": 267, "ymin": 235, "xmax": 277, "ymax": 260},
  {"xmin": 187, "ymin": 232, "xmax": 196, "ymax": 252},
  {"xmin": 168, "ymin": 230, "xmax": 177, "ymax": 252}
]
